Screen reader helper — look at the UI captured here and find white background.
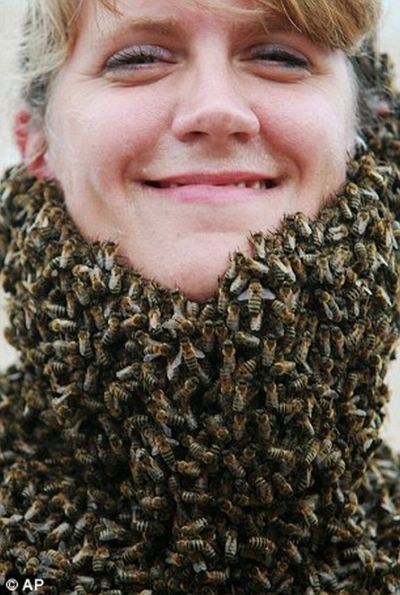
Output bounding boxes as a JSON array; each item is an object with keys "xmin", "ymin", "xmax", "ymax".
[{"xmin": 0, "ymin": 1, "xmax": 399, "ymax": 449}]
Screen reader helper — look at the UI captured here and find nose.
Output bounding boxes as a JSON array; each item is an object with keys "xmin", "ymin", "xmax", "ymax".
[{"xmin": 171, "ymin": 62, "xmax": 261, "ymax": 144}]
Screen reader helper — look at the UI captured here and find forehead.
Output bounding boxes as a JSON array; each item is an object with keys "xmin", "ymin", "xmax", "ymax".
[{"xmin": 78, "ymin": 0, "xmax": 288, "ymax": 33}]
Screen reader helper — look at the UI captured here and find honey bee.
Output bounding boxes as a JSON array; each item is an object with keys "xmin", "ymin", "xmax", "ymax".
[
  {"xmin": 176, "ymin": 539, "xmax": 216, "ymax": 559},
  {"xmin": 99, "ymin": 242, "xmax": 116, "ymax": 271},
  {"xmin": 234, "ymin": 331, "xmax": 260, "ymax": 349},
  {"xmin": 226, "ymin": 302, "xmax": 240, "ymax": 331},
  {"xmin": 121, "ymin": 542, "xmax": 146, "ymax": 563},
  {"xmin": 181, "ymin": 517, "xmax": 209, "ymax": 536},
  {"xmin": 147, "ymin": 306, "xmax": 161, "ymax": 333},
  {"xmin": 318, "ymin": 290, "xmax": 343, "ymax": 322},
  {"xmin": 346, "ymin": 321, "xmax": 366, "ymax": 351},
  {"xmin": 329, "ymin": 326, "xmax": 344, "ymax": 358},
  {"xmin": 181, "ymin": 336, "xmax": 205, "ymax": 373},
  {"xmin": 327, "ymin": 224, "xmax": 349, "ymax": 243},
  {"xmin": 89, "ymin": 265, "xmax": 106, "ymax": 293},
  {"xmin": 272, "ymin": 472, "xmax": 294, "ymax": 495},
  {"xmin": 140, "ymin": 495, "xmax": 168, "ymax": 511},
  {"xmin": 337, "ymin": 196, "xmax": 353, "ymax": 220},
  {"xmin": 253, "ymin": 475, "xmax": 273, "ymax": 504},
  {"xmin": 217, "ymin": 286, "xmax": 230, "ymax": 313},
  {"xmin": 49, "ymin": 318, "xmax": 78, "ymax": 333},
  {"xmin": 201, "ymin": 319, "xmax": 215, "ymax": 353},
  {"xmin": 271, "ymin": 299, "xmax": 295, "ymax": 324},
  {"xmin": 221, "ymin": 339, "xmax": 236, "ymax": 374},
  {"xmin": 230, "ymin": 269, "xmax": 250, "ymax": 295},
  {"xmin": 155, "ymin": 434, "xmax": 176, "ymax": 469},
  {"xmin": 241, "ymin": 254, "xmax": 271, "ymax": 277},
  {"xmin": 352, "ymin": 209, "xmax": 371, "ymax": 236},
  {"xmin": 122, "ymin": 313, "xmax": 147, "ymax": 333},
  {"xmin": 270, "ymin": 255, "xmax": 296, "ymax": 283},
  {"xmin": 249, "ymin": 231, "xmax": 266, "ymax": 259},
  {"xmin": 73, "ymin": 512, "xmax": 96, "ymax": 540},
  {"xmin": 199, "ymin": 302, "xmax": 216, "ymax": 323},
  {"xmin": 231, "ymin": 412, "xmax": 246, "ymax": 441},
  {"xmin": 204, "ymin": 570, "xmax": 231, "ymax": 585},
  {"xmin": 144, "ymin": 342, "xmax": 172, "ymax": 365},
  {"xmin": 247, "ymin": 536, "xmax": 276, "ymax": 553},
  {"xmin": 375, "ymin": 284, "xmax": 393, "ymax": 308},
  {"xmin": 298, "ymin": 498, "xmax": 318, "ymax": 528},
  {"xmin": 115, "ymin": 569, "xmax": 149, "ymax": 585},
  {"xmin": 283, "ymin": 540, "xmax": 303, "ymax": 564},
  {"xmin": 91, "ymin": 546, "xmax": 110, "ymax": 573},
  {"xmin": 238, "ymin": 281, "xmax": 275, "ymax": 330},
  {"xmin": 223, "ymin": 452, "xmax": 246, "ymax": 479},
  {"xmin": 116, "ymin": 362, "xmax": 140, "ymax": 381},
  {"xmin": 318, "ymin": 324, "xmax": 331, "ymax": 357},
  {"xmin": 260, "ymin": 337, "xmax": 275, "ymax": 368},
  {"xmin": 101, "ymin": 314, "xmax": 121, "ymax": 346},
  {"xmin": 272, "ymin": 360, "xmax": 296, "ymax": 376},
  {"xmin": 276, "ymin": 399, "xmax": 302, "ymax": 415},
  {"xmin": 172, "ymin": 376, "xmax": 199, "ymax": 402},
  {"xmin": 83, "ymin": 363, "xmax": 99, "ymax": 394},
  {"xmin": 24, "ymin": 498, "xmax": 45, "ymax": 521},
  {"xmin": 293, "ymin": 212, "xmax": 312, "ymax": 237},
  {"xmin": 176, "ymin": 460, "xmax": 201, "ymax": 477},
  {"xmin": 224, "ymin": 529, "xmax": 238, "ymax": 561},
  {"xmin": 232, "ymin": 378, "xmax": 249, "ymax": 413},
  {"xmin": 77, "ymin": 329, "xmax": 93, "ymax": 359},
  {"xmin": 93, "ymin": 337, "xmax": 112, "ymax": 366},
  {"xmin": 108, "ymin": 265, "xmax": 122, "ymax": 293},
  {"xmin": 90, "ymin": 303, "xmax": 106, "ymax": 330},
  {"xmin": 318, "ymin": 568, "xmax": 339, "ymax": 591},
  {"xmin": 237, "ymin": 356, "xmax": 257, "ymax": 379},
  {"xmin": 59, "ymin": 239, "xmax": 77, "ymax": 269},
  {"xmin": 268, "ymin": 448, "xmax": 294, "ymax": 464},
  {"xmin": 155, "ymin": 409, "xmax": 186, "ymax": 429},
  {"xmin": 316, "ymin": 255, "xmax": 334, "ymax": 284},
  {"xmin": 180, "ymin": 491, "xmax": 212, "ymax": 506},
  {"xmin": 24, "ymin": 556, "xmax": 40, "ymax": 574}
]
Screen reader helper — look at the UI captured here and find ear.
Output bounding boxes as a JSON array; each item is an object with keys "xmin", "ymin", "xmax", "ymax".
[{"xmin": 14, "ymin": 109, "xmax": 51, "ymax": 179}]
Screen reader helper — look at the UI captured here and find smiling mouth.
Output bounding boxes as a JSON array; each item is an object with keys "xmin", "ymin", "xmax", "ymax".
[{"xmin": 144, "ymin": 179, "xmax": 278, "ymax": 190}]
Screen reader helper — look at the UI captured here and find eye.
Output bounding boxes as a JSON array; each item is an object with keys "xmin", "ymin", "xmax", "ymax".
[
  {"xmin": 105, "ymin": 45, "xmax": 175, "ymax": 71},
  {"xmin": 247, "ymin": 44, "xmax": 310, "ymax": 69}
]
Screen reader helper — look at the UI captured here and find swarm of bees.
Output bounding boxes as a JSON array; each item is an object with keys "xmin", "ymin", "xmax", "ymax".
[{"xmin": 0, "ymin": 54, "xmax": 399, "ymax": 595}]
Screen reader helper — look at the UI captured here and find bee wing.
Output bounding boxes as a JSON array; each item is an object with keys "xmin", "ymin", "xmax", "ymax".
[
  {"xmin": 194, "ymin": 348, "xmax": 205, "ymax": 359},
  {"xmin": 237, "ymin": 288, "xmax": 250, "ymax": 301},
  {"xmin": 143, "ymin": 353, "xmax": 160, "ymax": 362},
  {"xmin": 167, "ymin": 349, "xmax": 182, "ymax": 380},
  {"xmin": 262, "ymin": 288, "xmax": 276, "ymax": 300}
]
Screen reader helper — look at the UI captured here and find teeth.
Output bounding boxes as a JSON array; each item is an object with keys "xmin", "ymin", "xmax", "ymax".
[
  {"xmin": 155, "ymin": 180, "xmax": 271, "ymax": 189},
  {"xmin": 250, "ymin": 181, "xmax": 262, "ymax": 190}
]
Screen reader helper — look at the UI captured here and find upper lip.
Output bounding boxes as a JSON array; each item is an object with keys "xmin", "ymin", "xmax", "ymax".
[{"xmin": 144, "ymin": 172, "xmax": 278, "ymax": 185}]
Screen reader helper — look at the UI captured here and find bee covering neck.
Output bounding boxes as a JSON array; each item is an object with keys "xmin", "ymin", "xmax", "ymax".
[{"xmin": 0, "ymin": 57, "xmax": 399, "ymax": 594}]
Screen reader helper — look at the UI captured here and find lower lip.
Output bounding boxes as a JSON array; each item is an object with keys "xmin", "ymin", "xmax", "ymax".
[{"xmin": 142, "ymin": 183, "xmax": 278, "ymax": 204}]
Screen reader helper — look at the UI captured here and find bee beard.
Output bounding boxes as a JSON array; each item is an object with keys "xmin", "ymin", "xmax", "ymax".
[{"xmin": 0, "ymin": 146, "xmax": 399, "ymax": 589}]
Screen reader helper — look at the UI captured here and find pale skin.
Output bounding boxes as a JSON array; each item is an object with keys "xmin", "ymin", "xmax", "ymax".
[{"xmin": 17, "ymin": 0, "xmax": 356, "ymax": 301}]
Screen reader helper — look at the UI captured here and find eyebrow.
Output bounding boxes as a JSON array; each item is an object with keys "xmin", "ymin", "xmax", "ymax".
[
  {"xmin": 99, "ymin": 12, "xmax": 297, "ymax": 41},
  {"xmin": 100, "ymin": 16, "xmax": 186, "ymax": 40}
]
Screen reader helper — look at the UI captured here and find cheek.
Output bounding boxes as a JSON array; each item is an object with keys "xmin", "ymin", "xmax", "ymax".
[
  {"xmin": 48, "ymin": 88, "xmax": 169, "ymax": 191},
  {"xmin": 258, "ymin": 87, "xmax": 352, "ymax": 182}
]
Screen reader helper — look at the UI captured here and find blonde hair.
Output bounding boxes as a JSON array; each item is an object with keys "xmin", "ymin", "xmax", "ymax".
[{"xmin": 20, "ymin": 0, "xmax": 381, "ymax": 116}]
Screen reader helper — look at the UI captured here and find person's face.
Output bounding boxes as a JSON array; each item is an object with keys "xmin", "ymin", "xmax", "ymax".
[{"xmin": 43, "ymin": 0, "xmax": 356, "ymax": 301}]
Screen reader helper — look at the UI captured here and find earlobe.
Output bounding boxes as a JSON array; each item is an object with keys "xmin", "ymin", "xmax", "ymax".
[{"xmin": 14, "ymin": 109, "xmax": 51, "ymax": 179}]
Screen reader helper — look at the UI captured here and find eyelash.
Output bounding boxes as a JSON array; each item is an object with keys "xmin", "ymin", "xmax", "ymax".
[
  {"xmin": 248, "ymin": 44, "xmax": 309, "ymax": 68},
  {"xmin": 105, "ymin": 43, "xmax": 309, "ymax": 72},
  {"xmin": 106, "ymin": 45, "xmax": 173, "ymax": 69}
]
